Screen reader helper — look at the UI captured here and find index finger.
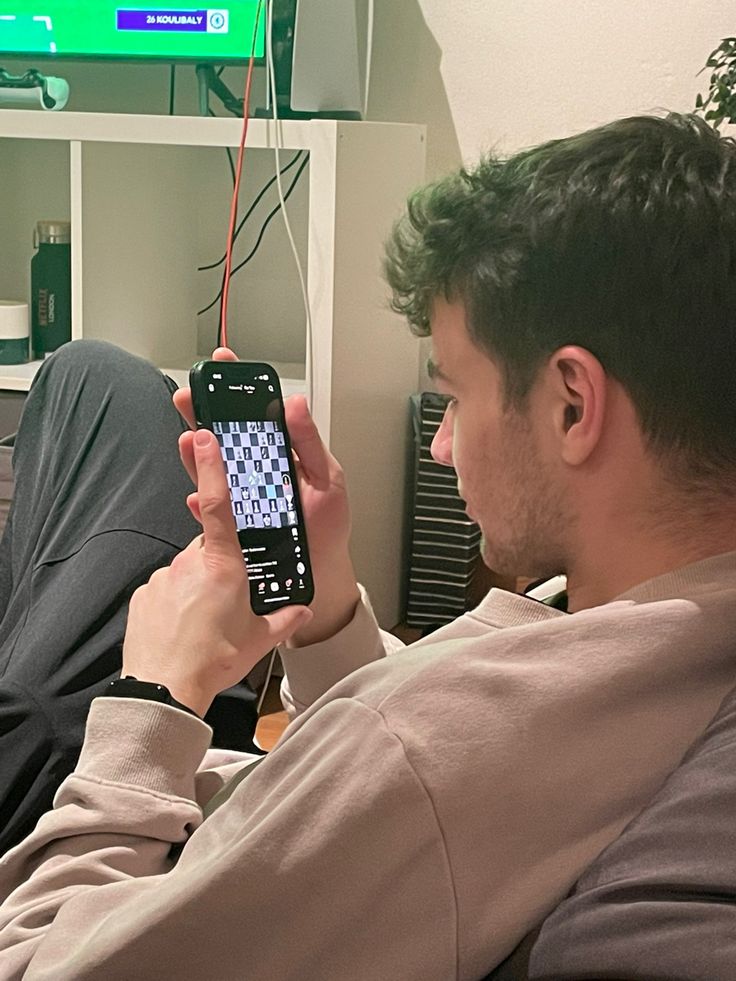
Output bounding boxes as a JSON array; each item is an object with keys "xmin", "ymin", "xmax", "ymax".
[
  {"xmin": 173, "ymin": 347, "xmax": 239, "ymax": 431},
  {"xmin": 192, "ymin": 428, "xmax": 242, "ymax": 562},
  {"xmin": 284, "ymin": 394, "xmax": 333, "ymax": 489}
]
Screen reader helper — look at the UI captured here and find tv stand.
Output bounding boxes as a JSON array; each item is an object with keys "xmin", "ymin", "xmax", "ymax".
[{"xmin": 195, "ymin": 64, "xmax": 243, "ymax": 118}]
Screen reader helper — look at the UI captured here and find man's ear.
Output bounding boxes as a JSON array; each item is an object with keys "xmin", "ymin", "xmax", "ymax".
[{"xmin": 546, "ymin": 346, "xmax": 607, "ymax": 466}]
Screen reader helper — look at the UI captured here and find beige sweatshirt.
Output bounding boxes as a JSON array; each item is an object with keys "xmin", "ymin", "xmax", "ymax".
[{"xmin": 1, "ymin": 552, "xmax": 736, "ymax": 980}]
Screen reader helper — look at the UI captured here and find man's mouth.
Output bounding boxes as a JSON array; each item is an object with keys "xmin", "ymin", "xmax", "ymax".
[{"xmin": 456, "ymin": 483, "xmax": 475, "ymax": 521}]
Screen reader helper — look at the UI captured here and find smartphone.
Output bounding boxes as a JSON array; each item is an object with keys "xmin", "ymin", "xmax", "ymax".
[{"xmin": 189, "ymin": 360, "xmax": 314, "ymax": 615}]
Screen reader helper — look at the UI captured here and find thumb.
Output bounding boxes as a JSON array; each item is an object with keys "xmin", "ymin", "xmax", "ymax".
[{"xmin": 262, "ymin": 605, "xmax": 313, "ymax": 646}]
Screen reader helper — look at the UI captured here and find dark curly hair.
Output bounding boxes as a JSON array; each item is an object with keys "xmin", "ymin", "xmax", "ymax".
[{"xmin": 384, "ymin": 112, "xmax": 736, "ymax": 480}]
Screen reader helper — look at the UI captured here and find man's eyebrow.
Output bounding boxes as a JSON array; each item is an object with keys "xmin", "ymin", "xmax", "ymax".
[{"xmin": 426, "ymin": 358, "xmax": 451, "ymax": 383}]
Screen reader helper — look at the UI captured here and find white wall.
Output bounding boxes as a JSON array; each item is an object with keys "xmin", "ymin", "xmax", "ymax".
[
  {"xmin": 365, "ymin": 0, "xmax": 736, "ymax": 389},
  {"xmin": 368, "ymin": 0, "xmax": 736, "ymax": 176}
]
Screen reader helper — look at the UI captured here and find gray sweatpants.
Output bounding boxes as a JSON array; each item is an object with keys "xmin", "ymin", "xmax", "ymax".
[{"xmin": 0, "ymin": 341, "xmax": 258, "ymax": 857}]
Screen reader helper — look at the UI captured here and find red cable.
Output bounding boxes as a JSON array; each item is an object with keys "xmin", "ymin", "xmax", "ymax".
[{"xmin": 220, "ymin": 0, "xmax": 264, "ymax": 350}]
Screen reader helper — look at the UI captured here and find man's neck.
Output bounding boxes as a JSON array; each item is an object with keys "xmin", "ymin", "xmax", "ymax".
[{"xmin": 564, "ymin": 508, "xmax": 736, "ymax": 613}]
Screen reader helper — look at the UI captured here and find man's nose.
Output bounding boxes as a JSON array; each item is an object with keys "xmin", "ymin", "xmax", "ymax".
[{"xmin": 430, "ymin": 409, "xmax": 453, "ymax": 467}]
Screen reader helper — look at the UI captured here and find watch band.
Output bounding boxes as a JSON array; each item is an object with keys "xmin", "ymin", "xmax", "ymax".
[{"xmin": 100, "ymin": 676, "xmax": 201, "ymax": 719}]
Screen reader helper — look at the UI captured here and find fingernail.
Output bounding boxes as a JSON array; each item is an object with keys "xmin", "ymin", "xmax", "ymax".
[{"xmin": 195, "ymin": 429, "xmax": 211, "ymax": 446}]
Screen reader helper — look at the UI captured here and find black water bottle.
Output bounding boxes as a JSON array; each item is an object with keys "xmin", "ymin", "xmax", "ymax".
[{"xmin": 31, "ymin": 220, "xmax": 71, "ymax": 359}]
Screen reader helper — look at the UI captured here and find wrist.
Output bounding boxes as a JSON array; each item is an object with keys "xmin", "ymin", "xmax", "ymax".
[
  {"xmin": 101, "ymin": 676, "xmax": 206, "ymax": 719},
  {"xmin": 116, "ymin": 671, "xmax": 213, "ymax": 719},
  {"xmin": 286, "ymin": 579, "xmax": 360, "ymax": 647}
]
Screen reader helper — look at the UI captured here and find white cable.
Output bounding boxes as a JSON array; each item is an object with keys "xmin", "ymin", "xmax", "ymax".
[
  {"xmin": 254, "ymin": 3, "xmax": 312, "ymax": 721},
  {"xmin": 266, "ymin": 0, "xmax": 314, "ymax": 404},
  {"xmin": 255, "ymin": 645, "xmax": 279, "ymax": 715},
  {"xmin": 364, "ymin": 0, "xmax": 374, "ymax": 119}
]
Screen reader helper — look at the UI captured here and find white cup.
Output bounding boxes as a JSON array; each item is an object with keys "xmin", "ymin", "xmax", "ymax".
[{"xmin": 0, "ymin": 301, "xmax": 30, "ymax": 365}]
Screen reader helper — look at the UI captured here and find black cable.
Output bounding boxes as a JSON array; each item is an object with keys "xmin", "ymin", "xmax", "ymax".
[
  {"xmin": 168, "ymin": 64, "xmax": 176, "ymax": 115},
  {"xmin": 206, "ymin": 152, "xmax": 309, "ymax": 329},
  {"xmin": 198, "ymin": 152, "xmax": 310, "ymax": 318},
  {"xmin": 199, "ymin": 150, "xmax": 303, "ymax": 272},
  {"xmin": 229, "ymin": 155, "xmax": 308, "ymax": 278},
  {"xmin": 200, "ymin": 63, "xmax": 245, "ymax": 117},
  {"xmin": 225, "ymin": 146, "xmax": 236, "ymax": 186},
  {"xmin": 207, "ymin": 156, "xmax": 300, "ymax": 345},
  {"xmin": 206, "ymin": 106, "xmax": 241, "ymax": 337}
]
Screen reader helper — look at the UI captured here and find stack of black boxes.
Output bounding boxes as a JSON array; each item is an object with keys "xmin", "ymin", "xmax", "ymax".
[{"xmin": 405, "ymin": 393, "xmax": 482, "ymax": 629}]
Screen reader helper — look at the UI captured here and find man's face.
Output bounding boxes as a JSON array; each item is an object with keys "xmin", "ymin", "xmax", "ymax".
[{"xmin": 428, "ymin": 298, "xmax": 572, "ymax": 579}]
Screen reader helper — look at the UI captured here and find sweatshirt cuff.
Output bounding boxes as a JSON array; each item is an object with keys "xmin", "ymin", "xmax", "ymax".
[
  {"xmin": 279, "ymin": 585, "xmax": 387, "ymax": 709},
  {"xmin": 76, "ymin": 697, "xmax": 213, "ymax": 801}
]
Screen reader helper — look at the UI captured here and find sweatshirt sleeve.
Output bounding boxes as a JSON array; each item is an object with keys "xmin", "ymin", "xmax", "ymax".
[
  {"xmin": 278, "ymin": 585, "xmax": 404, "ymax": 718},
  {"xmin": 0, "ymin": 694, "xmax": 455, "ymax": 981}
]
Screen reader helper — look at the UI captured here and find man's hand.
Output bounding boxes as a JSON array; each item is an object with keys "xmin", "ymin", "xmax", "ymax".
[
  {"xmin": 174, "ymin": 349, "xmax": 360, "ymax": 647},
  {"xmin": 121, "ymin": 427, "xmax": 312, "ymax": 718},
  {"xmin": 279, "ymin": 394, "xmax": 361, "ymax": 645}
]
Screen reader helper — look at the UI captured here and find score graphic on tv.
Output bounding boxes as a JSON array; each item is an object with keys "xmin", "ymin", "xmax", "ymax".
[
  {"xmin": 117, "ymin": 9, "xmax": 230, "ymax": 34},
  {"xmin": 0, "ymin": 2, "xmax": 264, "ymax": 62}
]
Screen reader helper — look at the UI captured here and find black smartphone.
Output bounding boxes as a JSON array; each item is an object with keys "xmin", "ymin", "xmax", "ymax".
[{"xmin": 189, "ymin": 360, "xmax": 314, "ymax": 615}]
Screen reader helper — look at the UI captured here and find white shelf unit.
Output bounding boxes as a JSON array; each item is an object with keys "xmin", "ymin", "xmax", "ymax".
[{"xmin": 0, "ymin": 110, "xmax": 426, "ymax": 627}]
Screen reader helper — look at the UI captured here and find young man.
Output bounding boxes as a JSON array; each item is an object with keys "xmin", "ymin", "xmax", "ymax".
[{"xmin": 1, "ymin": 111, "xmax": 735, "ymax": 979}]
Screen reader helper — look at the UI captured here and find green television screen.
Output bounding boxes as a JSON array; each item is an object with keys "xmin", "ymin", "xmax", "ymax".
[{"xmin": 0, "ymin": 2, "xmax": 266, "ymax": 62}]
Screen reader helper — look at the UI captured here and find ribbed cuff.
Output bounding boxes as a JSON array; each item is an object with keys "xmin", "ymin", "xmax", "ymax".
[
  {"xmin": 279, "ymin": 586, "xmax": 387, "ymax": 708},
  {"xmin": 77, "ymin": 698, "xmax": 213, "ymax": 801}
]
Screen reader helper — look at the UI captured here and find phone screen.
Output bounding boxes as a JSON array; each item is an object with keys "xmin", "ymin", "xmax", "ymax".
[{"xmin": 190, "ymin": 360, "xmax": 314, "ymax": 615}]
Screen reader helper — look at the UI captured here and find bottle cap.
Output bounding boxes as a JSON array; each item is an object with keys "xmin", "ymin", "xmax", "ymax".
[{"xmin": 34, "ymin": 220, "xmax": 71, "ymax": 246}]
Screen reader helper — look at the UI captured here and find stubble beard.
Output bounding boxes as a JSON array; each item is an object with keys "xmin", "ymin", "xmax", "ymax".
[{"xmin": 476, "ymin": 419, "xmax": 572, "ymax": 582}]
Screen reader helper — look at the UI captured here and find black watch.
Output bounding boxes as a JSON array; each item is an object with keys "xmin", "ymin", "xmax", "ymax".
[{"xmin": 100, "ymin": 676, "xmax": 201, "ymax": 719}]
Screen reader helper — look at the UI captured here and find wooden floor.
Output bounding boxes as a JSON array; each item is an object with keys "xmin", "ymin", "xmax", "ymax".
[{"xmin": 254, "ymin": 677, "xmax": 290, "ymax": 751}]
